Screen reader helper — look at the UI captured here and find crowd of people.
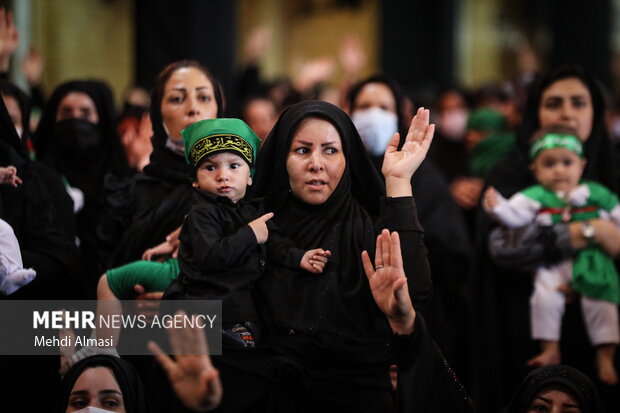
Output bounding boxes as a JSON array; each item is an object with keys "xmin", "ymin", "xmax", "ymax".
[{"xmin": 1, "ymin": 8, "xmax": 620, "ymax": 413}]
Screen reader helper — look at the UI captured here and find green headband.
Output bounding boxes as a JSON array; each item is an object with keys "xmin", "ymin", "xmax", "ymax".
[
  {"xmin": 529, "ymin": 133, "xmax": 584, "ymax": 160},
  {"xmin": 182, "ymin": 118, "xmax": 261, "ymax": 172}
]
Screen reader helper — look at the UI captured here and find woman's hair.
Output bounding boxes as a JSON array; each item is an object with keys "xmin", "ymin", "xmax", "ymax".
[
  {"xmin": 149, "ymin": 60, "xmax": 225, "ymax": 144},
  {"xmin": 517, "ymin": 66, "xmax": 605, "ymax": 151},
  {"xmin": 517, "ymin": 65, "xmax": 617, "ymax": 191}
]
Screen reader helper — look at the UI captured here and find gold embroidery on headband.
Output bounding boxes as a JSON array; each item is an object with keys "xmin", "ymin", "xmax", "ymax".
[{"xmin": 190, "ymin": 134, "xmax": 253, "ymax": 166}]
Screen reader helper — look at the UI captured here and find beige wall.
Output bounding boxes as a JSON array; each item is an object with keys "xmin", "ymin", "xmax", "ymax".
[
  {"xmin": 31, "ymin": 0, "xmax": 134, "ymax": 105},
  {"xmin": 238, "ymin": 0, "xmax": 380, "ymax": 83},
  {"xmin": 458, "ymin": 0, "xmax": 503, "ymax": 87}
]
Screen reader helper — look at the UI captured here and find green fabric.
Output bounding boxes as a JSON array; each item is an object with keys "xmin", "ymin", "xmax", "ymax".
[
  {"xmin": 573, "ymin": 248, "xmax": 620, "ymax": 303},
  {"xmin": 529, "ymin": 133, "xmax": 584, "ymax": 160},
  {"xmin": 182, "ymin": 118, "xmax": 261, "ymax": 172},
  {"xmin": 470, "ymin": 130, "xmax": 515, "ymax": 178},
  {"xmin": 521, "ymin": 181, "xmax": 620, "ymax": 302},
  {"xmin": 106, "ymin": 258, "xmax": 180, "ymax": 299},
  {"xmin": 467, "ymin": 108, "xmax": 506, "ymax": 132}
]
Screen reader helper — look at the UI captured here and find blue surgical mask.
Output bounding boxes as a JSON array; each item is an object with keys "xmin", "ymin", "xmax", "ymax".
[{"xmin": 352, "ymin": 107, "xmax": 398, "ymax": 156}]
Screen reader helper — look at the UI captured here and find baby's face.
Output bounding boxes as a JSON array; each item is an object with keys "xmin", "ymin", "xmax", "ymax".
[
  {"xmin": 530, "ymin": 147, "xmax": 586, "ymax": 194},
  {"xmin": 193, "ymin": 152, "xmax": 252, "ymax": 203}
]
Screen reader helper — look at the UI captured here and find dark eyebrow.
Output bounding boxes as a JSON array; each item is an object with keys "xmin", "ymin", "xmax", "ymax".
[
  {"xmin": 171, "ymin": 86, "xmax": 211, "ymax": 92},
  {"xmin": 70, "ymin": 389, "xmax": 123, "ymax": 396},
  {"xmin": 100, "ymin": 389, "xmax": 123, "ymax": 396},
  {"xmin": 535, "ymin": 396, "xmax": 579, "ymax": 408},
  {"xmin": 292, "ymin": 139, "xmax": 339, "ymax": 146}
]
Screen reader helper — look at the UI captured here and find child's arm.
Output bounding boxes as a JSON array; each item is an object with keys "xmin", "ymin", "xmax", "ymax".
[
  {"xmin": 300, "ymin": 249, "xmax": 331, "ymax": 274},
  {"xmin": 186, "ymin": 208, "xmax": 272, "ymax": 272},
  {"xmin": 483, "ymin": 186, "xmax": 538, "ymax": 228},
  {"xmin": 142, "ymin": 225, "xmax": 182, "ymax": 261},
  {"xmin": 0, "ymin": 166, "xmax": 22, "ymax": 187}
]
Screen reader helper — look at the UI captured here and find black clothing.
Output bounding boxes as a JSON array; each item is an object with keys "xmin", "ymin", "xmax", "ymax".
[
  {"xmin": 175, "ymin": 190, "xmax": 304, "ymax": 323},
  {"xmin": 503, "ymin": 365, "xmax": 603, "ymax": 413},
  {"xmin": 348, "ymin": 75, "xmax": 473, "ymax": 380},
  {"xmin": 470, "ymin": 67, "xmax": 620, "ymax": 412},
  {"xmin": 428, "ymin": 133, "xmax": 470, "ymax": 183},
  {"xmin": 32, "ymin": 80, "xmax": 130, "ymax": 281},
  {"xmin": 100, "ymin": 68, "xmax": 225, "ymax": 267},
  {"xmin": 252, "ymin": 100, "xmax": 432, "ymax": 408},
  {"xmin": 56, "ymin": 355, "xmax": 153, "ymax": 413}
]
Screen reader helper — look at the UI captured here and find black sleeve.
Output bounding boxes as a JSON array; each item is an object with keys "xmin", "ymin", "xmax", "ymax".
[
  {"xmin": 378, "ymin": 196, "xmax": 433, "ymax": 305},
  {"xmin": 488, "ymin": 222, "xmax": 573, "ymax": 271},
  {"xmin": 184, "ymin": 206, "xmax": 258, "ymax": 272},
  {"xmin": 265, "ymin": 222, "xmax": 305, "ymax": 270},
  {"xmin": 107, "ymin": 183, "xmax": 193, "ymax": 267},
  {"xmin": 393, "ymin": 315, "xmax": 475, "ymax": 413}
]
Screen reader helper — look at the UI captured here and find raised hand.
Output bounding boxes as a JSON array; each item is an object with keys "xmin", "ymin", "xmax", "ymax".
[
  {"xmin": 21, "ymin": 46, "xmax": 44, "ymax": 86},
  {"xmin": 0, "ymin": 8, "xmax": 18, "ymax": 72},
  {"xmin": 149, "ymin": 312, "xmax": 222, "ymax": 412},
  {"xmin": 361, "ymin": 229, "xmax": 416, "ymax": 334},
  {"xmin": 381, "ymin": 107, "xmax": 435, "ymax": 197}
]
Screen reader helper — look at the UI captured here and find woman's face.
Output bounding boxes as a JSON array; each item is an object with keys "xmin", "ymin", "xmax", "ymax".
[
  {"xmin": 56, "ymin": 92, "xmax": 99, "ymax": 124},
  {"xmin": 160, "ymin": 66, "xmax": 218, "ymax": 140},
  {"xmin": 286, "ymin": 118, "xmax": 346, "ymax": 205},
  {"xmin": 352, "ymin": 83, "xmax": 397, "ymax": 114},
  {"xmin": 527, "ymin": 388, "xmax": 581, "ymax": 413},
  {"xmin": 66, "ymin": 366, "xmax": 125, "ymax": 412},
  {"xmin": 539, "ymin": 77, "xmax": 593, "ymax": 142}
]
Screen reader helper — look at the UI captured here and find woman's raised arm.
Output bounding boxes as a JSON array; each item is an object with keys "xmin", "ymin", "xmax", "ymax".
[{"xmin": 382, "ymin": 107, "xmax": 435, "ymax": 198}]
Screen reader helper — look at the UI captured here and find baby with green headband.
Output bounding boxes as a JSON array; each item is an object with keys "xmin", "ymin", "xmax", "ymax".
[{"xmin": 483, "ymin": 126, "xmax": 620, "ymax": 385}]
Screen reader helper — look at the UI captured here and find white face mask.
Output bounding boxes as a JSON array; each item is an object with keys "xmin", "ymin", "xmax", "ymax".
[
  {"xmin": 438, "ymin": 109, "xmax": 468, "ymax": 141},
  {"xmin": 72, "ymin": 407, "xmax": 116, "ymax": 413},
  {"xmin": 351, "ymin": 107, "xmax": 398, "ymax": 156}
]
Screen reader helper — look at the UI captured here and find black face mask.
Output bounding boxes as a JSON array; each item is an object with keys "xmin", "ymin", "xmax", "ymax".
[{"xmin": 52, "ymin": 118, "xmax": 103, "ymax": 162}]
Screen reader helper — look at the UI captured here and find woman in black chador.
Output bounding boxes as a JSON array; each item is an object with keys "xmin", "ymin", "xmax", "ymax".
[
  {"xmin": 32, "ymin": 80, "xmax": 129, "ymax": 279},
  {"xmin": 100, "ymin": 60, "xmax": 224, "ymax": 269},
  {"xmin": 470, "ymin": 66, "xmax": 620, "ymax": 412}
]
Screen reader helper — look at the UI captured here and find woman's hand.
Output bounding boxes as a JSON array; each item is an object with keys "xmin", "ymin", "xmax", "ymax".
[
  {"xmin": 149, "ymin": 312, "xmax": 222, "ymax": 412},
  {"xmin": 0, "ymin": 8, "xmax": 18, "ymax": 72},
  {"xmin": 569, "ymin": 219, "xmax": 620, "ymax": 257},
  {"xmin": 382, "ymin": 107, "xmax": 435, "ymax": 197},
  {"xmin": 362, "ymin": 229, "xmax": 416, "ymax": 334}
]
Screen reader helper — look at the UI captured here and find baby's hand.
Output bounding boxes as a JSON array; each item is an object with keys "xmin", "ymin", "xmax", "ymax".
[
  {"xmin": 0, "ymin": 166, "xmax": 22, "ymax": 187},
  {"xmin": 301, "ymin": 249, "xmax": 331, "ymax": 274},
  {"xmin": 248, "ymin": 212, "xmax": 274, "ymax": 244},
  {"xmin": 142, "ymin": 241, "xmax": 175, "ymax": 261},
  {"xmin": 483, "ymin": 186, "xmax": 498, "ymax": 211}
]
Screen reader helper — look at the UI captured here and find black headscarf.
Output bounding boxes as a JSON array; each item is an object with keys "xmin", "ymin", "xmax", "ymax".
[
  {"xmin": 492, "ymin": 65, "xmax": 618, "ymax": 196},
  {"xmin": 0, "ymin": 82, "xmax": 27, "ymax": 167},
  {"xmin": 32, "ymin": 80, "xmax": 130, "ymax": 198},
  {"xmin": 0, "ymin": 80, "xmax": 31, "ymax": 156},
  {"xmin": 251, "ymin": 101, "xmax": 390, "ymax": 362},
  {"xmin": 346, "ymin": 74, "xmax": 409, "ymax": 138},
  {"xmin": 504, "ymin": 365, "xmax": 603, "ymax": 413},
  {"xmin": 56, "ymin": 355, "xmax": 152, "ymax": 413},
  {"xmin": 145, "ymin": 60, "xmax": 225, "ymax": 183}
]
